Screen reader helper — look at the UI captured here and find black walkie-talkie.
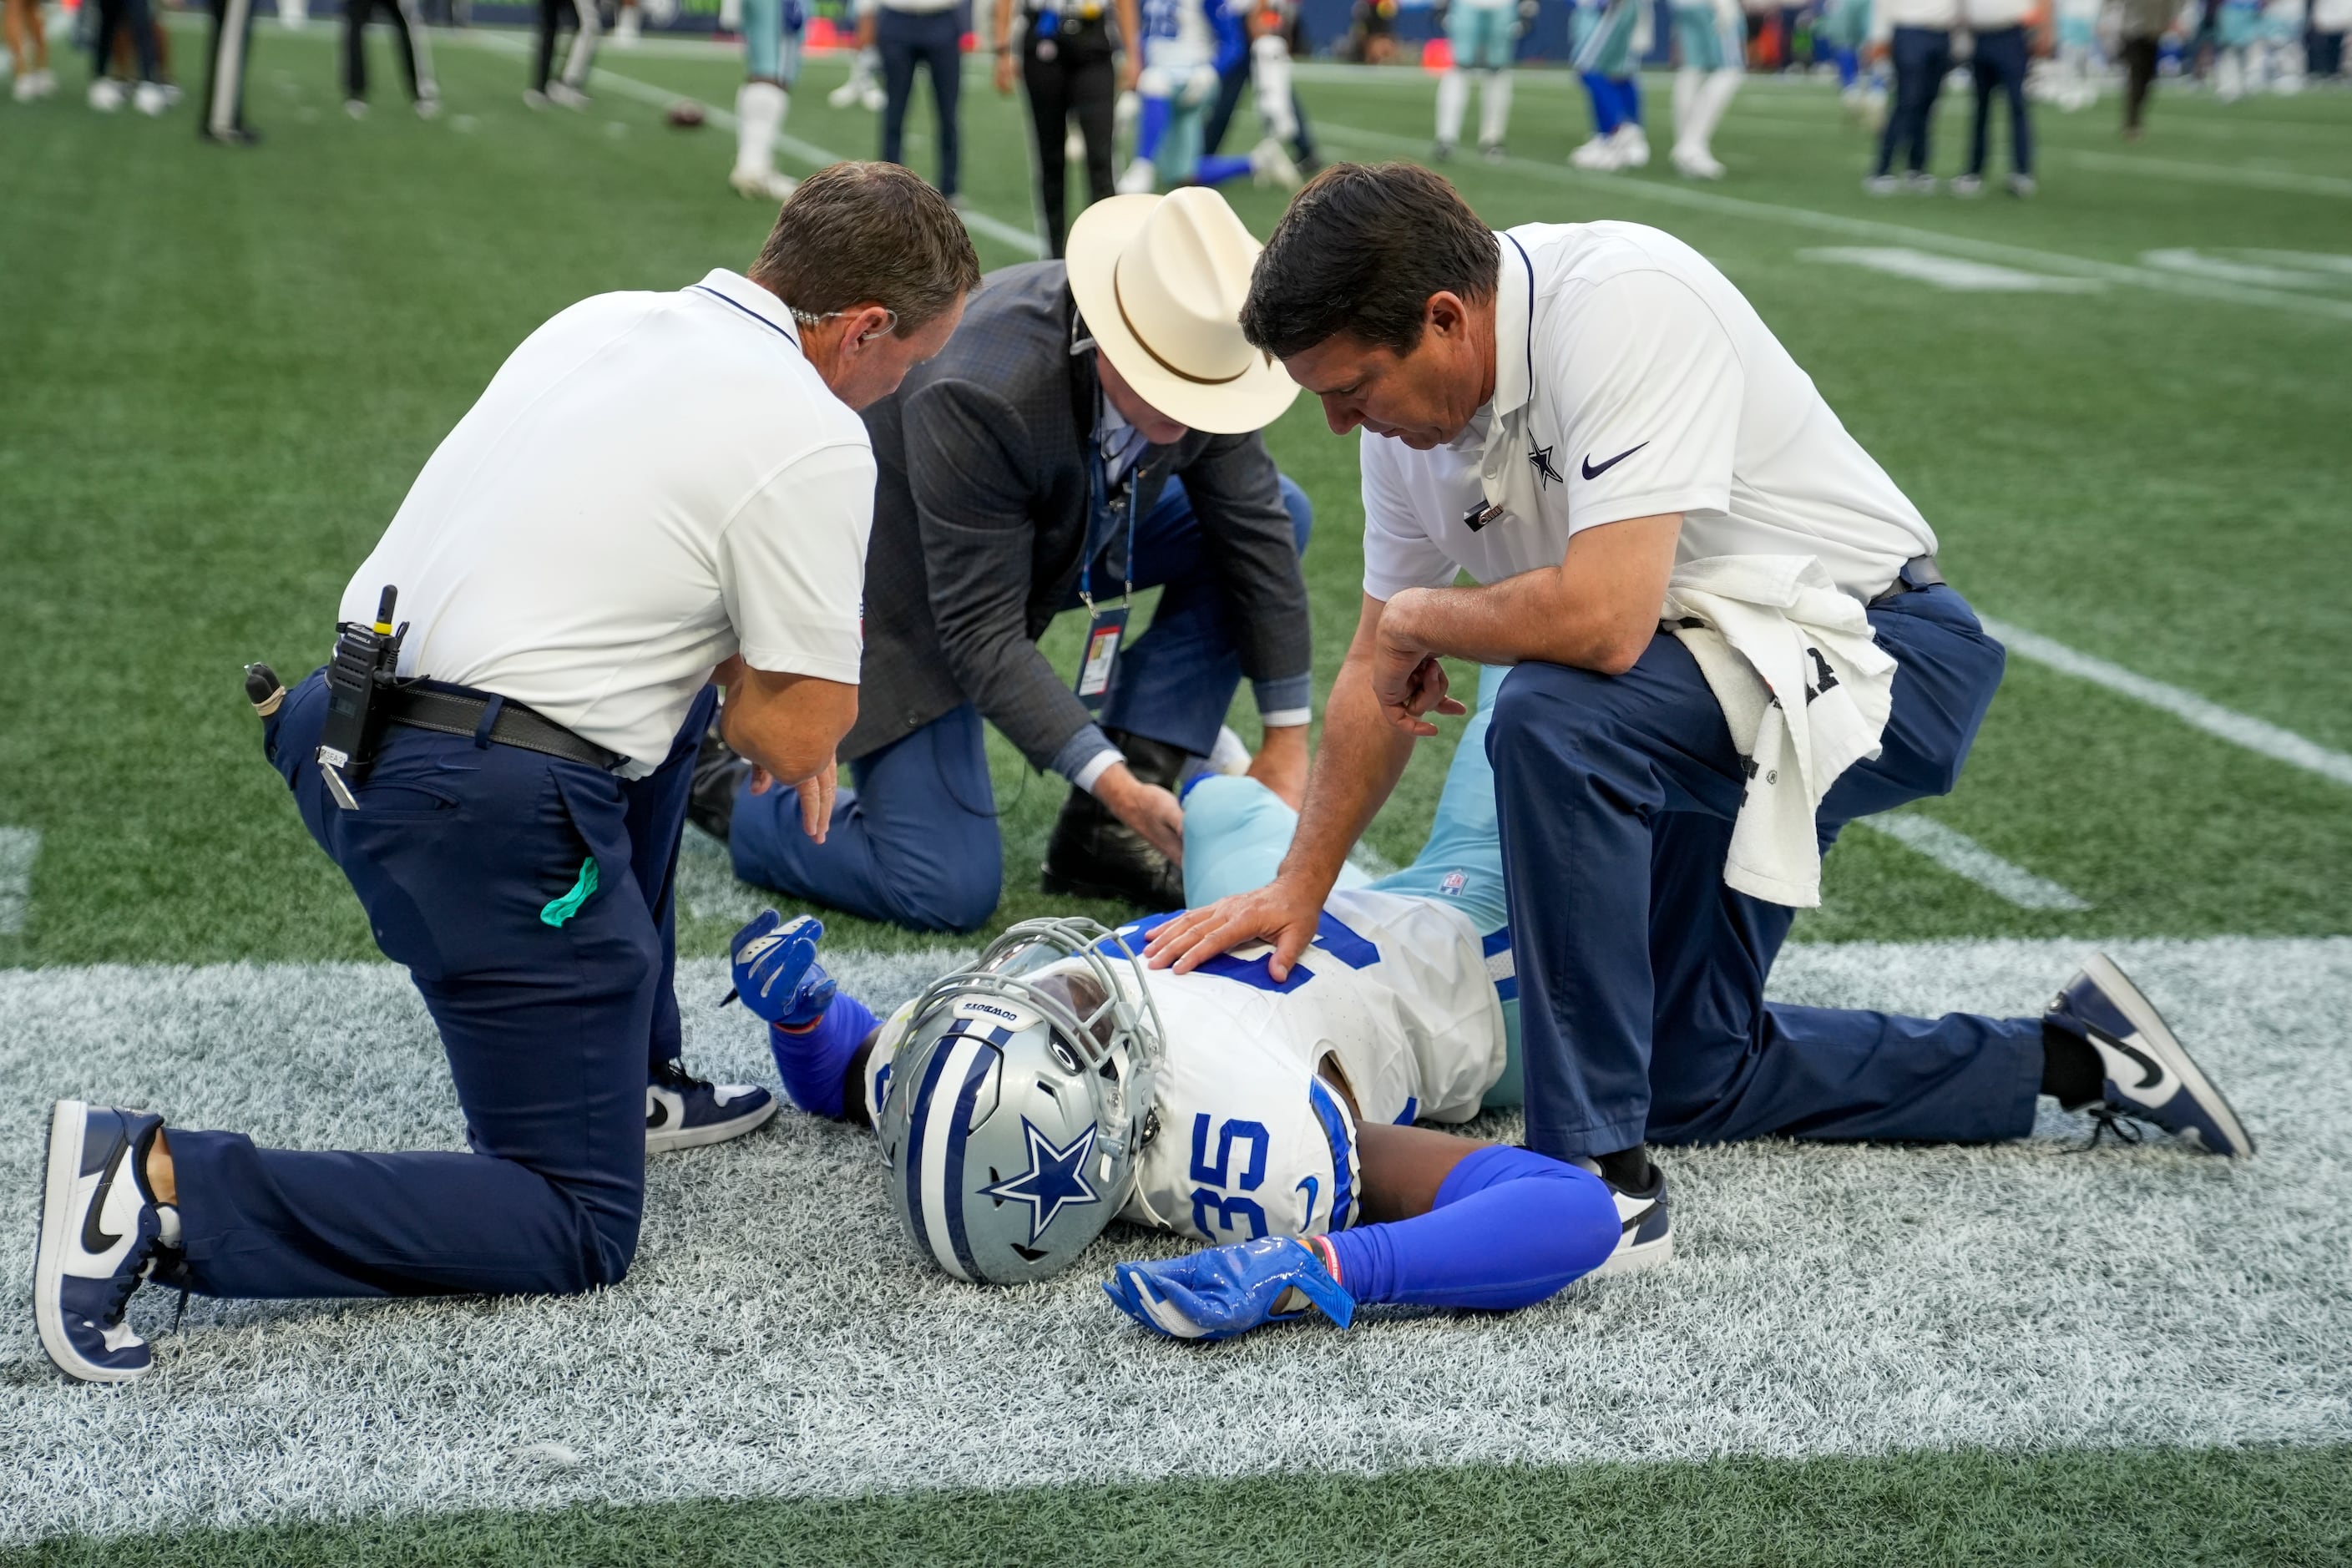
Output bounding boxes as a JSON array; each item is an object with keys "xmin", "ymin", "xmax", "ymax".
[{"xmin": 314, "ymin": 585, "xmax": 406, "ymax": 811}]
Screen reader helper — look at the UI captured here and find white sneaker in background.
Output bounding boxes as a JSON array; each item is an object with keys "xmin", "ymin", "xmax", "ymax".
[
  {"xmin": 1950, "ymin": 171, "xmax": 1982, "ymax": 195},
  {"xmin": 415, "ymin": 94, "xmax": 441, "ymax": 119},
  {"xmin": 344, "ymin": 96, "xmax": 368, "ymax": 118},
  {"xmin": 1611, "ymin": 122, "xmax": 1650, "ymax": 168},
  {"xmin": 1672, "ymin": 145, "xmax": 1724, "ymax": 179},
  {"xmin": 546, "ymin": 82, "xmax": 589, "ymax": 109},
  {"xmin": 134, "ymin": 79, "xmax": 169, "ymax": 114},
  {"xmin": 1569, "ymin": 132, "xmax": 1623, "ymax": 170},
  {"xmin": 1249, "ymin": 134, "xmax": 1301, "ymax": 190},
  {"xmin": 730, "ymin": 166, "xmax": 797, "ymax": 200},
  {"xmin": 1115, "ymin": 154, "xmax": 1156, "ymax": 194},
  {"xmin": 88, "ymin": 77, "xmax": 126, "ymax": 111}
]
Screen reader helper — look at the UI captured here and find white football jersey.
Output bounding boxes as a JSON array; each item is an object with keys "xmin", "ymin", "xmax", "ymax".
[{"xmin": 858, "ymin": 890, "xmax": 1508, "ymax": 1246}]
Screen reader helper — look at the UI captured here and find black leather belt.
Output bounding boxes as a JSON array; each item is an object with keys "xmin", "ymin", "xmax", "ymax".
[
  {"xmin": 384, "ymin": 682, "xmax": 622, "ymax": 771},
  {"xmin": 1869, "ymin": 554, "xmax": 1945, "ymax": 608}
]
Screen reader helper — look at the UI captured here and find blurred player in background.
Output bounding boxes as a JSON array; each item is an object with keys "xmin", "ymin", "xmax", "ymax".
[
  {"xmin": 340, "ymin": 0, "xmax": 440, "ymax": 119},
  {"xmin": 1866, "ymin": 0, "xmax": 1955, "ymax": 190},
  {"xmin": 831, "ymin": 0, "xmax": 888, "ymax": 109},
  {"xmin": 1669, "ymin": 0, "xmax": 1743, "ymax": 177},
  {"xmin": 1953, "ymin": 0, "xmax": 2032, "ymax": 194},
  {"xmin": 1569, "ymin": 0, "xmax": 1649, "ymax": 171},
  {"xmin": 2040, "ymin": 0, "xmax": 2103, "ymax": 107},
  {"xmin": 1434, "ymin": 0, "xmax": 1518, "ymax": 162},
  {"xmin": 2117, "ymin": 0, "xmax": 2171, "ymax": 134},
  {"xmin": 89, "ymin": 0, "xmax": 169, "ymax": 114},
  {"xmin": 612, "ymin": 0, "xmax": 677, "ymax": 44},
  {"xmin": 198, "ymin": 0, "xmax": 259, "ymax": 142},
  {"xmin": 731, "ymin": 0, "xmax": 806, "ymax": 201},
  {"xmin": 1119, "ymin": 0, "xmax": 1298, "ymax": 191},
  {"xmin": 6, "ymin": 0, "xmax": 56, "ymax": 102},
  {"xmin": 527, "ymin": 0, "xmax": 598, "ymax": 107},
  {"xmin": 1818, "ymin": 0, "xmax": 1885, "ymax": 118},
  {"xmin": 1200, "ymin": 0, "xmax": 1316, "ymax": 179}
]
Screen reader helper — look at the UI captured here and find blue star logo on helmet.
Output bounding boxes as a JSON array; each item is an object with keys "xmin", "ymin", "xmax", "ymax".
[{"xmin": 983, "ymin": 1120, "xmax": 1104, "ymax": 1246}]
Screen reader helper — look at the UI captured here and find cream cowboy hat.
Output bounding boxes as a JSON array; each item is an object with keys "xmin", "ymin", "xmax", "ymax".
[{"xmin": 1065, "ymin": 188, "xmax": 1298, "ymax": 436}]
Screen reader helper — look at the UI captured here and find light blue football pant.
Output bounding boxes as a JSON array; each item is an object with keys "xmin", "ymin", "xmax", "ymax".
[
  {"xmin": 743, "ymin": 0, "xmax": 803, "ymax": 83},
  {"xmin": 1181, "ymin": 665, "xmax": 1523, "ymax": 1106}
]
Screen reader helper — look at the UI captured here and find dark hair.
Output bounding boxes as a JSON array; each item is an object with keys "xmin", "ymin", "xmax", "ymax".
[
  {"xmin": 1242, "ymin": 162, "xmax": 1500, "ymax": 360},
  {"xmin": 749, "ymin": 162, "xmax": 981, "ymax": 333}
]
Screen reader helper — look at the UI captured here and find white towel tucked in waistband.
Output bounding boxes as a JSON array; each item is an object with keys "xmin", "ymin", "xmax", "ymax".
[{"xmin": 1664, "ymin": 554, "xmax": 1897, "ymax": 908}]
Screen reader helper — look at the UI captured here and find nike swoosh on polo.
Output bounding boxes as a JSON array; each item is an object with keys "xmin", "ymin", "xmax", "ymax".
[
  {"xmin": 1581, "ymin": 442, "xmax": 1650, "ymax": 481},
  {"xmin": 81, "ymin": 1141, "xmax": 127, "ymax": 1257}
]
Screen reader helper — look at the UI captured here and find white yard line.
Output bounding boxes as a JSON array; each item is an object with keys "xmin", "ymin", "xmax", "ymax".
[
  {"xmin": 2066, "ymin": 149, "xmax": 2352, "ymax": 200},
  {"xmin": 1982, "ymin": 615, "xmax": 2352, "ymax": 790},
  {"xmin": 0, "ymin": 828, "xmax": 37, "ymax": 937},
  {"xmin": 4, "ymin": 938, "xmax": 2345, "ymax": 1542},
  {"xmin": 1311, "ymin": 116, "xmax": 2352, "ymax": 323},
  {"xmin": 1856, "ymin": 813, "xmax": 2090, "ymax": 911}
]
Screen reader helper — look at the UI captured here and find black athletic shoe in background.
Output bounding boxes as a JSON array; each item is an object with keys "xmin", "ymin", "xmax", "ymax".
[{"xmin": 1041, "ymin": 728, "xmax": 1188, "ymax": 909}]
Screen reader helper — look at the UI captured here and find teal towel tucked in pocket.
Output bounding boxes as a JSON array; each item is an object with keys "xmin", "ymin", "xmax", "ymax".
[{"xmin": 540, "ymin": 857, "xmax": 599, "ymax": 927}]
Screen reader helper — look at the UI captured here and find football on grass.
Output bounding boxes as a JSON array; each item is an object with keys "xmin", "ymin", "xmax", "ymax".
[{"xmin": 665, "ymin": 99, "xmax": 706, "ymax": 128}]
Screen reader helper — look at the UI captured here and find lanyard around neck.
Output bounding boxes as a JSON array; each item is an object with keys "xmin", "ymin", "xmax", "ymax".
[{"xmin": 1080, "ymin": 384, "xmax": 1139, "ymax": 610}]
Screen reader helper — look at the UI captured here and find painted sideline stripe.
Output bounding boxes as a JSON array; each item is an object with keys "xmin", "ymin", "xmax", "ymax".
[
  {"xmin": 1311, "ymin": 117, "xmax": 2352, "ymax": 324},
  {"xmin": 461, "ymin": 28, "xmax": 1047, "ymax": 258},
  {"xmin": 2066, "ymin": 149, "xmax": 2352, "ymax": 200},
  {"xmin": 0, "ymin": 827, "xmax": 37, "ymax": 936},
  {"xmin": 1982, "ymin": 615, "xmax": 2352, "ymax": 789},
  {"xmin": 1857, "ymin": 813, "xmax": 2089, "ymax": 911}
]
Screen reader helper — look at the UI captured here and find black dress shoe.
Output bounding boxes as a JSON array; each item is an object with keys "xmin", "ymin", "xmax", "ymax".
[
  {"xmin": 1040, "ymin": 729, "xmax": 1189, "ymax": 909},
  {"xmin": 687, "ymin": 722, "xmax": 753, "ymax": 842}
]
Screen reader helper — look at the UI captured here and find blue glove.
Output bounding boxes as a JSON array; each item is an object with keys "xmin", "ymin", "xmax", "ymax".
[
  {"xmin": 727, "ymin": 911, "xmax": 836, "ymax": 1027},
  {"xmin": 1103, "ymin": 1235, "xmax": 1356, "ymax": 1341}
]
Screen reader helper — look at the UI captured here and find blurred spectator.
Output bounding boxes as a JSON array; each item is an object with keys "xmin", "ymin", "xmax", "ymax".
[
  {"xmin": 990, "ymin": 0, "xmax": 1139, "ymax": 256},
  {"xmin": 878, "ymin": 0, "xmax": 965, "ymax": 202},
  {"xmin": 89, "ymin": 0, "xmax": 169, "ymax": 113},
  {"xmin": 343, "ymin": 0, "xmax": 439, "ymax": 118},
  {"xmin": 2314, "ymin": 0, "xmax": 2349, "ymax": 75},
  {"xmin": 1864, "ymin": 0, "xmax": 1955, "ymax": 190},
  {"xmin": 2119, "ymin": 0, "xmax": 2168, "ymax": 134},
  {"xmin": 527, "ymin": 0, "xmax": 599, "ymax": 107},
  {"xmin": 7, "ymin": 0, "xmax": 55, "ymax": 99},
  {"xmin": 1955, "ymin": 0, "xmax": 2033, "ymax": 193},
  {"xmin": 1341, "ymin": 0, "xmax": 1396, "ymax": 63}
]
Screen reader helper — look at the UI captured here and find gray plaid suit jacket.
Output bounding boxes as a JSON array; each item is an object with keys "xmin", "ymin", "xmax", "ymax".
[{"xmin": 845, "ymin": 260, "xmax": 1312, "ymax": 772}]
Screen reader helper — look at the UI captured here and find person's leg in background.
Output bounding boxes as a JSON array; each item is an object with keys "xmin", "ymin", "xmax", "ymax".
[
  {"xmin": 1910, "ymin": 26, "xmax": 1950, "ymax": 175},
  {"xmin": 726, "ymin": 704, "xmax": 1005, "ymax": 934},
  {"xmin": 90, "ymin": 0, "xmax": 128, "ymax": 104},
  {"xmin": 1201, "ymin": 29, "xmax": 1252, "ymax": 152},
  {"xmin": 341, "ymin": 0, "xmax": 370, "ymax": 107},
  {"xmin": 1021, "ymin": 17, "xmax": 1076, "ymax": 254},
  {"xmin": 2121, "ymin": 31, "xmax": 2156, "ymax": 132},
  {"xmin": 389, "ymin": 0, "xmax": 436, "ymax": 111},
  {"xmin": 1961, "ymin": 23, "xmax": 1995, "ymax": 182},
  {"xmin": 1067, "ymin": 23, "xmax": 1117, "ymax": 211},
  {"xmin": 731, "ymin": 0, "xmax": 802, "ymax": 199},
  {"xmin": 198, "ymin": 0, "xmax": 256, "ymax": 139},
  {"xmin": 1995, "ymin": 23, "xmax": 2032, "ymax": 184},
  {"xmin": 876, "ymin": 4, "xmax": 918, "ymax": 169},
  {"xmin": 919, "ymin": 8, "xmax": 961, "ymax": 197},
  {"xmin": 555, "ymin": 0, "xmax": 599, "ymax": 96},
  {"xmin": 531, "ymin": 0, "xmax": 560, "ymax": 94},
  {"xmin": 6, "ymin": 0, "xmax": 54, "ymax": 99}
]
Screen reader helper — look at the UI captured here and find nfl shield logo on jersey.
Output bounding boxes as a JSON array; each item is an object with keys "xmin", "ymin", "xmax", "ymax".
[{"xmin": 1440, "ymin": 870, "xmax": 1468, "ymax": 897}]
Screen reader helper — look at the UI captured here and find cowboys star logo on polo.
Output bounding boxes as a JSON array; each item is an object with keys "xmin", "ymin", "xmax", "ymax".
[
  {"xmin": 982, "ymin": 1119, "xmax": 1103, "ymax": 1245},
  {"xmin": 1528, "ymin": 443, "xmax": 1565, "ymax": 489}
]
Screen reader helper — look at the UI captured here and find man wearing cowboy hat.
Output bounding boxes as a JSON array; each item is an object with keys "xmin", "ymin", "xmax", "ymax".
[{"xmin": 695, "ymin": 185, "xmax": 1315, "ymax": 932}]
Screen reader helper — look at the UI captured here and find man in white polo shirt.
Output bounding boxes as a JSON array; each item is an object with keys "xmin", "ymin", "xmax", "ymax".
[
  {"xmin": 1145, "ymin": 164, "xmax": 2251, "ymax": 1273},
  {"xmin": 31, "ymin": 164, "xmax": 980, "ymax": 1385}
]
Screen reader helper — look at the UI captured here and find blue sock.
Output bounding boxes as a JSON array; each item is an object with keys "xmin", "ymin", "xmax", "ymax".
[
  {"xmin": 1195, "ymin": 152, "xmax": 1254, "ymax": 186},
  {"xmin": 768, "ymin": 993, "xmax": 880, "ymax": 1120},
  {"xmin": 1322, "ymin": 1145, "xmax": 1619, "ymax": 1311},
  {"xmin": 1137, "ymin": 94, "xmax": 1171, "ymax": 162},
  {"xmin": 1834, "ymin": 45, "xmax": 1859, "ymax": 89},
  {"xmin": 1613, "ymin": 75, "xmax": 1642, "ymax": 127},
  {"xmin": 1580, "ymin": 70, "xmax": 1620, "ymax": 134}
]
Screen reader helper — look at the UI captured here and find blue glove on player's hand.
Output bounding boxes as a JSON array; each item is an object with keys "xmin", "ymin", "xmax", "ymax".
[
  {"xmin": 728, "ymin": 911, "xmax": 836, "ymax": 1028},
  {"xmin": 1103, "ymin": 1235, "xmax": 1356, "ymax": 1341}
]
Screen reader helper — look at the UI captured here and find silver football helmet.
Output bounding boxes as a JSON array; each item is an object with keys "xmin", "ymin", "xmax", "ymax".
[{"xmin": 877, "ymin": 917, "xmax": 1166, "ymax": 1286}]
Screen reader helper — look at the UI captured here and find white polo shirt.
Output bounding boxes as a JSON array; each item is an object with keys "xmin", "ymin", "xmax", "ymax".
[
  {"xmin": 1361, "ymin": 221, "xmax": 1935, "ymax": 607},
  {"xmin": 339, "ymin": 269, "xmax": 876, "ymax": 774}
]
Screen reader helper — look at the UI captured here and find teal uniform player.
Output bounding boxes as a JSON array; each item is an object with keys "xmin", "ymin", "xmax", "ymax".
[{"xmin": 731, "ymin": 0, "xmax": 807, "ymax": 200}]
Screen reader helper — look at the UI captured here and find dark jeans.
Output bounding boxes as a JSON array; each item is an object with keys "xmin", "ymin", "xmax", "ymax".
[
  {"xmin": 1490, "ymin": 588, "xmax": 2043, "ymax": 1161},
  {"xmin": 1874, "ymin": 23, "xmax": 1951, "ymax": 176},
  {"xmin": 344, "ymin": 0, "xmax": 428, "ymax": 102},
  {"xmin": 92, "ymin": 0, "xmax": 159, "ymax": 82},
  {"xmin": 1023, "ymin": 16, "xmax": 1115, "ymax": 259},
  {"xmin": 879, "ymin": 6, "xmax": 963, "ymax": 198},
  {"xmin": 729, "ymin": 474, "xmax": 1313, "ymax": 933},
  {"xmin": 167, "ymin": 673, "xmax": 715, "ymax": 1300},
  {"xmin": 1965, "ymin": 23, "xmax": 2031, "ymax": 177},
  {"xmin": 2122, "ymin": 33, "xmax": 2159, "ymax": 128}
]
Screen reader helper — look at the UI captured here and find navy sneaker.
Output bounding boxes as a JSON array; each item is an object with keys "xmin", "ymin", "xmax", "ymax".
[
  {"xmin": 2047, "ymin": 953, "xmax": 2254, "ymax": 1156},
  {"xmin": 35, "ymin": 1102, "xmax": 177, "ymax": 1383},
  {"xmin": 646, "ymin": 1060, "xmax": 776, "ymax": 1153},
  {"xmin": 1576, "ymin": 1156, "xmax": 1674, "ymax": 1276}
]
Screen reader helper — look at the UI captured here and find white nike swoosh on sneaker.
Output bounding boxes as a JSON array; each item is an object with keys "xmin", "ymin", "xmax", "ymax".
[{"xmin": 2086, "ymin": 1025, "xmax": 2181, "ymax": 1106}]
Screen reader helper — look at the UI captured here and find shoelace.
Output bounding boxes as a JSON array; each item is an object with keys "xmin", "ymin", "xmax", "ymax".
[{"xmin": 2076, "ymin": 1102, "xmax": 2147, "ymax": 1153}]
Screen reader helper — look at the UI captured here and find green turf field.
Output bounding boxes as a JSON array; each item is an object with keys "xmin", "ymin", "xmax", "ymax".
[{"xmin": 3, "ymin": 24, "xmax": 2349, "ymax": 1565}]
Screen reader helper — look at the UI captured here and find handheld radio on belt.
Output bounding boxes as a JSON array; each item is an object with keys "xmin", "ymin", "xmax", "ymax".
[{"xmin": 314, "ymin": 584, "xmax": 407, "ymax": 811}]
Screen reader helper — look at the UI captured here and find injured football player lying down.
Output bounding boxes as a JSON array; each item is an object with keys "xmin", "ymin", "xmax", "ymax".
[{"xmin": 728, "ymin": 902, "xmax": 1646, "ymax": 1343}]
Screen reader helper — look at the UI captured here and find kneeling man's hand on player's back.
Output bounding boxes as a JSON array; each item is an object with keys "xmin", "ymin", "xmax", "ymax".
[{"xmin": 1146, "ymin": 874, "xmax": 1324, "ymax": 984}]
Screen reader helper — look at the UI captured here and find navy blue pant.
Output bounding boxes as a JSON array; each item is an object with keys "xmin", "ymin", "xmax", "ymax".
[
  {"xmin": 1965, "ymin": 25, "xmax": 2033, "ymax": 178},
  {"xmin": 1200, "ymin": 52, "xmax": 1316, "ymax": 164},
  {"xmin": 1874, "ymin": 25, "xmax": 1952, "ymax": 176},
  {"xmin": 166, "ymin": 671, "xmax": 713, "ymax": 1300},
  {"xmin": 1489, "ymin": 588, "xmax": 2045, "ymax": 1161},
  {"xmin": 730, "ymin": 473, "xmax": 1313, "ymax": 933},
  {"xmin": 878, "ymin": 6, "xmax": 962, "ymax": 199}
]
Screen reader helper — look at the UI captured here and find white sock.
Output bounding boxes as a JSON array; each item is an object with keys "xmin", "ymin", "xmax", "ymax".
[
  {"xmin": 1477, "ymin": 68, "xmax": 1511, "ymax": 145},
  {"xmin": 1673, "ymin": 64, "xmax": 1697, "ymax": 148},
  {"xmin": 736, "ymin": 80, "xmax": 784, "ymax": 179},
  {"xmin": 1251, "ymin": 33, "xmax": 1296, "ymax": 143},
  {"xmin": 1693, "ymin": 67, "xmax": 1740, "ymax": 154},
  {"xmin": 1435, "ymin": 66, "xmax": 1468, "ymax": 143}
]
